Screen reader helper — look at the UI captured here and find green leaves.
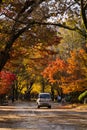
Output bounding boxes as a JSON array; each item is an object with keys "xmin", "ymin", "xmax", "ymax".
[{"xmin": 78, "ymin": 90, "xmax": 87, "ymax": 101}]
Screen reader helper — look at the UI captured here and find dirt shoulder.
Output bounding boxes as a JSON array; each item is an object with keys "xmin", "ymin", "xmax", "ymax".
[{"xmin": 54, "ymin": 103, "xmax": 87, "ymax": 110}]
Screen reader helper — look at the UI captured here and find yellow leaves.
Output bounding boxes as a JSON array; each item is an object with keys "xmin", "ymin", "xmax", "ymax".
[
  {"xmin": 61, "ymin": 82, "xmax": 83, "ymax": 94},
  {"xmin": 1, "ymin": 0, "xmax": 13, "ymax": 3},
  {"xmin": 21, "ymin": 87, "xmax": 27, "ymax": 94},
  {"xmin": 31, "ymin": 83, "xmax": 41, "ymax": 94},
  {"xmin": 18, "ymin": 79, "xmax": 27, "ymax": 94},
  {"xmin": 0, "ymin": 25, "xmax": 3, "ymax": 30},
  {"xmin": 66, "ymin": 19, "xmax": 76, "ymax": 29}
]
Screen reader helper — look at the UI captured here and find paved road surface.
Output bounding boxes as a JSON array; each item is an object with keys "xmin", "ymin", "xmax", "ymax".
[{"xmin": 0, "ymin": 101, "xmax": 87, "ymax": 130}]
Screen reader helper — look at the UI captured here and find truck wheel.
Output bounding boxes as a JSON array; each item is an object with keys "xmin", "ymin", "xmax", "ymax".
[
  {"xmin": 48, "ymin": 106, "xmax": 51, "ymax": 109},
  {"xmin": 37, "ymin": 106, "xmax": 40, "ymax": 108}
]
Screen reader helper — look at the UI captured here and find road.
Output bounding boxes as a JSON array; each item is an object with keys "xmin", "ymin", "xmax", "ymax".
[{"xmin": 0, "ymin": 101, "xmax": 87, "ymax": 130}]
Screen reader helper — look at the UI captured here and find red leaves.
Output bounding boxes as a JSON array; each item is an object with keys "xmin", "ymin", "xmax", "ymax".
[{"xmin": 0, "ymin": 71, "xmax": 16, "ymax": 95}]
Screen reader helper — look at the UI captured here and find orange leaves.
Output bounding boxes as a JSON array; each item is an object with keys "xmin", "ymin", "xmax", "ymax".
[
  {"xmin": 41, "ymin": 58, "xmax": 68, "ymax": 83},
  {"xmin": 67, "ymin": 49, "xmax": 87, "ymax": 74},
  {"xmin": 79, "ymin": 49, "xmax": 85, "ymax": 54},
  {"xmin": 0, "ymin": 71, "xmax": 16, "ymax": 95},
  {"xmin": 42, "ymin": 48, "xmax": 87, "ymax": 94},
  {"xmin": 65, "ymin": 49, "xmax": 87, "ymax": 93}
]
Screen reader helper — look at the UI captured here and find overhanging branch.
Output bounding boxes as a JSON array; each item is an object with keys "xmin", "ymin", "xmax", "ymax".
[{"xmin": 34, "ymin": 21, "xmax": 76, "ymax": 31}]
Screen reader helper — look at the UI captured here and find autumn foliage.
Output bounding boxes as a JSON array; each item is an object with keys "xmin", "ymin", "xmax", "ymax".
[
  {"xmin": 0, "ymin": 71, "xmax": 16, "ymax": 95},
  {"xmin": 42, "ymin": 49, "xmax": 87, "ymax": 94},
  {"xmin": 42, "ymin": 58, "xmax": 68, "ymax": 83}
]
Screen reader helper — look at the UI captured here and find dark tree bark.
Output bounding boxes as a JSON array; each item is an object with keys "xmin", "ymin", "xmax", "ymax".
[{"xmin": 81, "ymin": 0, "xmax": 87, "ymax": 30}]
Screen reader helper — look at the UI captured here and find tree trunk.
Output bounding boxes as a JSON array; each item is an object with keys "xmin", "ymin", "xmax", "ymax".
[
  {"xmin": 41, "ymin": 79, "xmax": 45, "ymax": 93},
  {"xmin": 0, "ymin": 34, "xmax": 17, "ymax": 71},
  {"xmin": 51, "ymin": 86, "xmax": 54, "ymax": 101}
]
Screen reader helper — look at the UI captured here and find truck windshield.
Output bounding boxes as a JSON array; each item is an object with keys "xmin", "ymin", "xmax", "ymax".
[{"xmin": 39, "ymin": 94, "xmax": 51, "ymax": 99}]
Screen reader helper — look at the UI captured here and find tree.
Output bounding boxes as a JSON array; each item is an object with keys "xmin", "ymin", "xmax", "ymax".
[
  {"xmin": 0, "ymin": 0, "xmax": 87, "ymax": 71},
  {"xmin": 41, "ymin": 58, "xmax": 68, "ymax": 96},
  {"xmin": 0, "ymin": 71, "xmax": 16, "ymax": 95},
  {"xmin": 57, "ymin": 27, "xmax": 85, "ymax": 59},
  {"xmin": 42, "ymin": 49, "xmax": 87, "ymax": 94},
  {"xmin": 0, "ymin": 70, "xmax": 16, "ymax": 104},
  {"xmin": 66, "ymin": 49, "xmax": 87, "ymax": 93}
]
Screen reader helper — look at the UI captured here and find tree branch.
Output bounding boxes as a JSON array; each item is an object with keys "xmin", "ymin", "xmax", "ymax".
[
  {"xmin": 35, "ymin": 21, "xmax": 76, "ymax": 30},
  {"xmin": 74, "ymin": 0, "xmax": 80, "ymax": 5},
  {"xmin": 81, "ymin": 0, "xmax": 87, "ymax": 30}
]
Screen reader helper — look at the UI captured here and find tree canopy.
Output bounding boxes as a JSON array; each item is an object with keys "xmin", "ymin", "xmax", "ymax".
[
  {"xmin": 42, "ymin": 49, "xmax": 87, "ymax": 94},
  {"xmin": 0, "ymin": 0, "xmax": 87, "ymax": 70},
  {"xmin": 0, "ymin": 0, "xmax": 87, "ymax": 99}
]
